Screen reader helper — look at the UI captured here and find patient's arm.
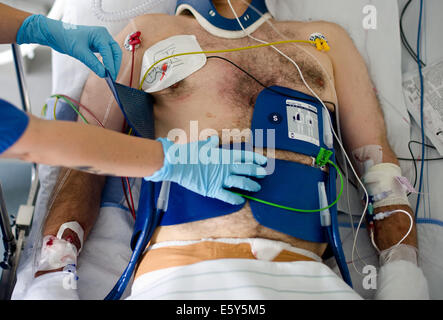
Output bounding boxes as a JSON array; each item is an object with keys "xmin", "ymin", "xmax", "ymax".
[
  {"xmin": 35, "ymin": 22, "xmax": 146, "ymax": 276},
  {"xmin": 325, "ymin": 23, "xmax": 417, "ymax": 251}
]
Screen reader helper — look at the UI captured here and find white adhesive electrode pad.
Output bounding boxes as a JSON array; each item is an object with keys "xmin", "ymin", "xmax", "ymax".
[{"xmin": 140, "ymin": 35, "xmax": 207, "ymax": 93}]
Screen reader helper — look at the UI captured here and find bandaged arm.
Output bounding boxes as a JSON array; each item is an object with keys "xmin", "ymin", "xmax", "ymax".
[{"xmin": 363, "ymin": 164, "xmax": 429, "ymax": 300}]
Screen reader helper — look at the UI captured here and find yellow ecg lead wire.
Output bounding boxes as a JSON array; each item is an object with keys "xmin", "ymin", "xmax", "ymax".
[{"xmin": 139, "ymin": 39, "xmax": 321, "ymax": 90}]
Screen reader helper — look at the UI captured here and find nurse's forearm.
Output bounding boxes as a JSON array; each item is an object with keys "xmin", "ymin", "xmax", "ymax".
[
  {"xmin": 2, "ymin": 116, "xmax": 164, "ymax": 178},
  {"xmin": 0, "ymin": 3, "xmax": 31, "ymax": 43}
]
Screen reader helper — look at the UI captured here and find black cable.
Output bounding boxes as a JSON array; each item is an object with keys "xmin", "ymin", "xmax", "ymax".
[
  {"xmin": 206, "ymin": 55, "xmax": 337, "ymax": 110},
  {"xmin": 398, "ymin": 140, "xmax": 442, "ymax": 197},
  {"xmin": 335, "ymin": 137, "xmax": 443, "ymax": 193},
  {"xmin": 400, "ymin": 0, "xmax": 426, "ymax": 67}
]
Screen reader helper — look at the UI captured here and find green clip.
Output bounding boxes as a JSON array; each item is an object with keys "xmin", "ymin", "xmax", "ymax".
[
  {"xmin": 315, "ymin": 148, "xmax": 333, "ymax": 167},
  {"xmin": 368, "ymin": 202, "xmax": 374, "ymax": 216}
]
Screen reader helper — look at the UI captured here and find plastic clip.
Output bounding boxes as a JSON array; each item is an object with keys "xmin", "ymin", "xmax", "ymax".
[
  {"xmin": 124, "ymin": 31, "xmax": 141, "ymax": 51},
  {"xmin": 309, "ymin": 33, "xmax": 330, "ymax": 51},
  {"xmin": 315, "ymin": 147, "xmax": 333, "ymax": 167}
]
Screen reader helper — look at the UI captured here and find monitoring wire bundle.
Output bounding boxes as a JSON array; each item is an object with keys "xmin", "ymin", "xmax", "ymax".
[
  {"xmin": 43, "ymin": 31, "xmax": 142, "ymax": 221},
  {"xmin": 47, "ymin": 95, "xmax": 137, "ymax": 221}
]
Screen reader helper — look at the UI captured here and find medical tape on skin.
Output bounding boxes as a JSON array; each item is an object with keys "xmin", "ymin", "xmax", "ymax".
[
  {"xmin": 56, "ymin": 221, "xmax": 85, "ymax": 253},
  {"xmin": 140, "ymin": 35, "xmax": 207, "ymax": 93},
  {"xmin": 351, "ymin": 145, "xmax": 383, "ymax": 175},
  {"xmin": 363, "ymin": 163, "xmax": 410, "ymax": 208},
  {"xmin": 379, "ymin": 244, "xmax": 418, "ymax": 266},
  {"xmin": 148, "ymin": 238, "xmax": 322, "ymax": 262}
]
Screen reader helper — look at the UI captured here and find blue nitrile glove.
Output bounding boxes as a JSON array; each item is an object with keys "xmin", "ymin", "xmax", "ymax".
[
  {"xmin": 145, "ymin": 136, "xmax": 268, "ymax": 205},
  {"xmin": 16, "ymin": 14, "xmax": 121, "ymax": 80}
]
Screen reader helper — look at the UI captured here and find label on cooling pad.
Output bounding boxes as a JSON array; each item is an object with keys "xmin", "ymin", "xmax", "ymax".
[
  {"xmin": 286, "ymin": 99, "xmax": 320, "ymax": 146},
  {"xmin": 140, "ymin": 35, "xmax": 207, "ymax": 93}
]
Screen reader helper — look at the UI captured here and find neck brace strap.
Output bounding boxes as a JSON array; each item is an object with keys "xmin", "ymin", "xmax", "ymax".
[{"xmin": 175, "ymin": 0, "xmax": 272, "ymax": 39}]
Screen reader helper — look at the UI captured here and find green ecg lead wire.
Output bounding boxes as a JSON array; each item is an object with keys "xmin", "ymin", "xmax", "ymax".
[{"xmin": 232, "ymin": 160, "xmax": 343, "ymax": 213}]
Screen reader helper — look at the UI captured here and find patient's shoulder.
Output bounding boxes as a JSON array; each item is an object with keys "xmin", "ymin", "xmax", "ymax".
[
  {"xmin": 131, "ymin": 13, "xmax": 193, "ymax": 31},
  {"xmin": 129, "ymin": 13, "xmax": 198, "ymax": 43},
  {"xmin": 275, "ymin": 19, "xmax": 352, "ymax": 46},
  {"xmin": 298, "ymin": 20, "xmax": 355, "ymax": 52},
  {"xmin": 132, "ymin": 13, "xmax": 171, "ymax": 26},
  {"xmin": 300, "ymin": 20, "xmax": 350, "ymax": 38}
]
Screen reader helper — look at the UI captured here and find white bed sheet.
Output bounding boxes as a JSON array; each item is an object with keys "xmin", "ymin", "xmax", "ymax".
[
  {"xmin": 397, "ymin": 0, "xmax": 443, "ymax": 299},
  {"xmin": 14, "ymin": 0, "xmax": 443, "ymax": 300}
]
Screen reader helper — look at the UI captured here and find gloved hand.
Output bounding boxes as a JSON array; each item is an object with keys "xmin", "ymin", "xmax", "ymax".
[
  {"xmin": 16, "ymin": 14, "xmax": 121, "ymax": 80},
  {"xmin": 145, "ymin": 136, "xmax": 268, "ymax": 205}
]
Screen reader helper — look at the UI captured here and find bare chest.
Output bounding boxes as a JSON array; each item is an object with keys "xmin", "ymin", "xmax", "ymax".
[
  {"xmin": 149, "ymin": 17, "xmax": 333, "ymax": 253},
  {"xmin": 185, "ymin": 19, "xmax": 335, "ymax": 107}
]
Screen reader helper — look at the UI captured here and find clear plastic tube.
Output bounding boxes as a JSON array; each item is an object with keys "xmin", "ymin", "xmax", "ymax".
[{"xmin": 91, "ymin": 0, "xmax": 166, "ymax": 22}]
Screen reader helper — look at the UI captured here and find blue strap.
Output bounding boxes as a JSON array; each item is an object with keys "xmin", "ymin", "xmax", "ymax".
[
  {"xmin": 176, "ymin": 0, "xmax": 269, "ymax": 31},
  {"xmin": 104, "ymin": 71, "xmax": 155, "ymax": 139}
]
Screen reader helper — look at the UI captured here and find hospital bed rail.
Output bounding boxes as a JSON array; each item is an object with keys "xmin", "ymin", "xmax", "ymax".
[{"xmin": 0, "ymin": 44, "xmax": 40, "ymax": 300}]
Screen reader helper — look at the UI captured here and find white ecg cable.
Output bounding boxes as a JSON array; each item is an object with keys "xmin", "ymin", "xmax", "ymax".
[{"xmin": 371, "ymin": 209, "xmax": 414, "ymax": 253}]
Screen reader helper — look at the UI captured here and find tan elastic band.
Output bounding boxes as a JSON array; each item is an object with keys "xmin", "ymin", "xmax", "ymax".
[{"xmin": 135, "ymin": 241, "xmax": 315, "ymax": 279}]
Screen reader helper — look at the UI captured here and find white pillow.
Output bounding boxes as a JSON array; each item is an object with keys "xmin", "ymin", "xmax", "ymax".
[{"xmin": 51, "ymin": 0, "xmax": 177, "ymax": 100}]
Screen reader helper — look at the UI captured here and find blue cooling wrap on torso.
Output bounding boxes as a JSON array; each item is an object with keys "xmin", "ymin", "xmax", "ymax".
[{"xmin": 134, "ymin": 86, "xmax": 337, "ymax": 244}]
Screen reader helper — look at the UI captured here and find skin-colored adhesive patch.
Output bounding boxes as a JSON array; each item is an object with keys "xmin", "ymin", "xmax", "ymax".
[
  {"xmin": 351, "ymin": 145, "xmax": 383, "ymax": 175},
  {"xmin": 140, "ymin": 35, "xmax": 207, "ymax": 93}
]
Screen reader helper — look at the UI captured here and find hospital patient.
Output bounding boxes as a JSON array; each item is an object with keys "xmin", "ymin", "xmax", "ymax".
[{"xmin": 25, "ymin": 0, "xmax": 429, "ymax": 299}]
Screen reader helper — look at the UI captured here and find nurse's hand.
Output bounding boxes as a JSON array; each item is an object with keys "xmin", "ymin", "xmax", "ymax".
[
  {"xmin": 145, "ymin": 136, "xmax": 268, "ymax": 205},
  {"xmin": 16, "ymin": 14, "xmax": 121, "ymax": 80}
]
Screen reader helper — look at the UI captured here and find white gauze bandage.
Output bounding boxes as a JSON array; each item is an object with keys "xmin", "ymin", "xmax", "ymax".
[
  {"xmin": 36, "ymin": 221, "xmax": 84, "ymax": 272},
  {"xmin": 140, "ymin": 35, "xmax": 207, "ymax": 93},
  {"xmin": 375, "ymin": 245, "xmax": 430, "ymax": 300},
  {"xmin": 379, "ymin": 244, "xmax": 418, "ymax": 266},
  {"xmin": 363, "ymin": 163, "xmax": 410, "ymax": 208}
]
